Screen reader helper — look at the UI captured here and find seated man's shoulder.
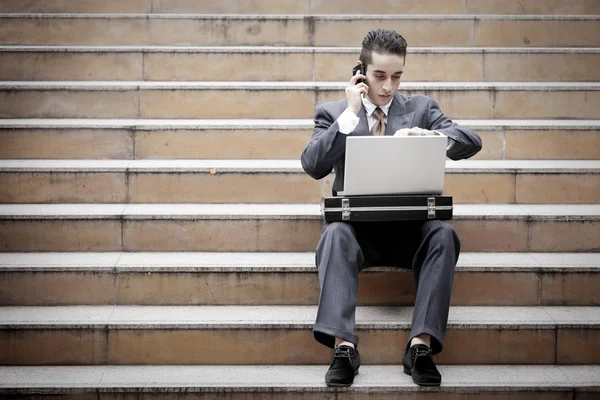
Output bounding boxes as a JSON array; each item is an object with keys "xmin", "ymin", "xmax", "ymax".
[
  {"xmin": 404, "ymin": 93, "xmax": 434, "ymax": 108},
  {"xmin": 316, "ymin": 98, "xmax": 349, "ymax": 118}
]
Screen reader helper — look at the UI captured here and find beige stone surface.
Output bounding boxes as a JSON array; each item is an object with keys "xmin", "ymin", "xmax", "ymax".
[
  {"xmin": 0, "ymin": 330, "xmax": 107, "ymax": 364},
  {"xmin": 315, "ymin": 53, "xmax": 483, "ymax": 82},
  {"xmin": 153, "ymin": 0, "xmax": 310, "ymax": 14},
  {"xmin": 542, "ymin": 273, "xmax": 600, "ymax": 306},
  {"xmin": 101, "ymin": 393, "xmax": 569, "ymax": 400},
  {"xmin": 466, "ymin": 0, "xmax": 600, "ymax": 14},
  {"xmin": 529, "ymin": 221, "xmax": 600, "ymax": 252},
  {"xmin": 148, "ymin": 18, "xmax": 309, "ymax": 46},
  {"xmin": 108, "ymin": 329, "xmax": 327, "ymax": 364},
  {"xmin": 445, "ymin": 173, "xmax": 515, "ymax": 203},
  {"xmin": 354, "ymin": 330, "xmax": 411, "ymax": 363},
  {"xmin": 116, "ymin": 270, "xmax": 550, "ymax": 306},
  {"xmin": 116, "ymin": 272, "xmax": 320, "ymax": 305},
  {"xmin": 0, "ymin": 220, "xmax": 122, "ymax": 251},
  {"xmin": 0, "ymin": 53, "xmax": 143, "ymax": 81},
  {"xmin": 0, "ymin": 129, "xmax": 135, "ymax": 159},
  {"xmin": 0, "ymin": 18, "xmax": 147, "ymax": 45},
  {"xmin": 144, "ymin": 52, "xmax": 313, "ymax": 81},
  {"xmin": 140, "ymin": 90, "xmax": 314, "ymax": 119},
  {"xmin": 451, "ymin": 272, "xmax": 540, "ymax": 306},
  {"xmin": 338, "ymin": 395, "xmax": 566, "ymax": 400},
  {"xmin": 0, "ymin": 0, "xmax": 151, "ymax": 13},
  {"xmin": 0, "ymin": 272, "xmax": 115, "ymax": 305},
  {"xmin": 409, "ymin": 53, "xmax": 483, "ymax": 82},
  {"xmin": 102, "ymin": 394, "xmax": 335, "ymax": 400},
  {"xmin": 313, "ymin": 19, "xmax": 474, "ymax": 47},
  {"xmin": 516, "ymin": 174, "xmax": 600, "ymax": 204},
  {"xmin": 439, "ymin": 329, "xmax": 555, "ymax": 364},
  {"xmin": 312, "ymin": 0, "xmax": 466, "ymax": 14},
  {"xmin": 414, "ymin": 90, "xmax": 494, "ymax": 119},
  {"xmin": 505, "ymin": 130, "xmax": 600, "ymax": 160},
  {"xmin": 135, "ymin": 129, "xmax": 311, "ymax": 159},
  {"xmin": 0, "ymin": 90, "xmax": 139, "ymax": 118},
  {"xmin": 494, "ymin": 91, "xmax": 600, "ymax": 119},
  {"xmin": 476, "ymin": 20, "xmax": 600, "ymax": 47},
  {"xmin": 129, "ymin": 173, "xmax": 320, "ymax": 203},
  {"xmin": 358, "ymin": 271, "xmax": 416, "ymax": 306},
  {"xmin": 123, "ymin": 220, "xmax": 321, "ymax": 252},
  {"xmin": 0, "ymin": 172, "xmax": 127, "ymax": 203},
  {"xmin": 557, "ymin": 329, "xmax": 600, "ymax": 364},
  {"xmin": 471, "ymin": 131, "xmax": 505, "ymax": 160},
  {"xmin": 484, "ymin": 53, "xmax": 600, "ymax": 82},
  {"xmin": 450, "ymin": 220, "xmax": 529, "ymax": 252}
]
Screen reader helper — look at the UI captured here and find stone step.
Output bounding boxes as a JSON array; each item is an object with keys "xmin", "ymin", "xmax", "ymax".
[
  {"xmin": 1, "ymin": 14, "xmax": 600, "ymax": 47},
  {"xmin": 3, "ymin": 46, "xmax": 600, "ymax": 82},
  {"xmin": 1, "ymin": 119, "xmax": 599, "ymax": 161},
  {"xmin": 1, "ymin": 305, "xmax": 598, "ymax": 364},
  {"xmin": 1, "ymin": 252, "xmax": 598, "ymax": 307},
  {"xmin": 1, "ymin": 0, "xmax": 600, "ymax": 15},
  {"xmin": 0, "ymin": 204, "xmax": 598, "ymax": 252},
  {"xmin": 1, "ymin": 81, "xmax": 599, "ymax": 119},
  {"xmin": 0, "ymin": 365, "xmax": 599, "ymax": 399},
  {"xmin": 1, "ymin": 160, "xmax": 599, "ymax": 204}
]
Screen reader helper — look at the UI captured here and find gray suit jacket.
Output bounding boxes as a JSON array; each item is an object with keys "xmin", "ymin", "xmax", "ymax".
[{"xmin": 301, "ymin": 92, "xmax": 483, "ymax": 194}]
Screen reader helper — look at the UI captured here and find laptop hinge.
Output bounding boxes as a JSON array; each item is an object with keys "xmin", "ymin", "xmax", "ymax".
[
  {"xmin": 427, "ymin": 197, "xmax": 436, "ymax": 219},
  {"xmin": 342, "ymin": 198, "xmax": 351, "ymax": 221}
]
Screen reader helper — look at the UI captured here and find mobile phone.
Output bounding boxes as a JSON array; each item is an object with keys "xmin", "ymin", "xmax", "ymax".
[{"xmin": 352, "ymin": 63, "xmax": 365, "ymax": 84}]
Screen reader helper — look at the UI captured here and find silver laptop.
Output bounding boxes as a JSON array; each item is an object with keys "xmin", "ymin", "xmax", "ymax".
[{"xmin": 341, "ymin": 134, "xmax": 447, "ymax": 196}]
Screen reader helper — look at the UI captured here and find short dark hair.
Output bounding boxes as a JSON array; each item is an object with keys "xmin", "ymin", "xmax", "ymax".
[{"xmin": 359, "ymin": 29, "xmax": 408, "ymax": 69}]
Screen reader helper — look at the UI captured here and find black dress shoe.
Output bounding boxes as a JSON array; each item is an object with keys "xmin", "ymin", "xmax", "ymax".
[
  {"xmin": 402, "ymin": 344, "xmax": 442, "ymax": 386},
  {"xmin": 325, "ymin": 345, "xmax": 361, "ymax": 387}
]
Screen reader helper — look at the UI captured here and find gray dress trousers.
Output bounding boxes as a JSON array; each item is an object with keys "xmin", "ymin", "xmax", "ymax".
[{"xmin": 313, "ymin": 219, "xmax": 460, "ymax": 354}]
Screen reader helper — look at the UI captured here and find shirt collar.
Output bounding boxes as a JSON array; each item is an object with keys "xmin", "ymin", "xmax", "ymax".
[{"xmin": 362, "ymin": 95, "xmax": 394, "ymax": 117}]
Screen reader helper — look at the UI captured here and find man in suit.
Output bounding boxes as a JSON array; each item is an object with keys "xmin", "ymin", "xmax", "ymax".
[{"xmin": 300, "ymin": 29, "xmax": 482, "ymax": 387}]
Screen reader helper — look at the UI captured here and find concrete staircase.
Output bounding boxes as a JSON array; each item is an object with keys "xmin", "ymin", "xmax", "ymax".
[{"xmin": 0, "ymin": 1, "xmax": 599, "ymax": 398}]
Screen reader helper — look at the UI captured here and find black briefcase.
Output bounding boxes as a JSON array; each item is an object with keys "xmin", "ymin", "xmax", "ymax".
[{"xmin": 321, "ymin": 195, "xmax": 453, "ymax": 222}]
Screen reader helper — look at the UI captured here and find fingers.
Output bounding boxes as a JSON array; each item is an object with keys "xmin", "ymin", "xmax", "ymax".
[
  {"xmin": 350, "ymin": 71, "xmax": 366, "ymax": 85},
  {"xmin": 355, "ymin": 82, "xmax": 368, "ymax": 90}
]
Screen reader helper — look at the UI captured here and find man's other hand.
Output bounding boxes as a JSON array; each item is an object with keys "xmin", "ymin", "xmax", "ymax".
[
  {"xmin": 345, "ymin": 69, "xmax": 368, "ymax": 116},
  {"xmin": 394, "ymin": 127, "xmax": 440, "ymax": 137}
]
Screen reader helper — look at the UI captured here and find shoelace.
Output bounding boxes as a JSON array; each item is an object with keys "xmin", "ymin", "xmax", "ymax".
[
  {"xmin": 334, "ymin": 347, "xmax": 353, "ymax": 358},
  {"xmin": 411, "ymin": 346, "xmax": 432, "ymax": 361}
]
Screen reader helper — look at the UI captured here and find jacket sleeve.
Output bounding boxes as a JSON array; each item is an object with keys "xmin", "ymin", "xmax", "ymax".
[
  {"xmin": 427, "ymin": 98, "xmax": 482, "ymax": 160},
  {"xmin": 300, "ymin": 105, "xmax": 348, "ymax": 180}
]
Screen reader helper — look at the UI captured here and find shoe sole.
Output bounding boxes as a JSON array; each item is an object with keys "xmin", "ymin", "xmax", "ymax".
[
  {"xmin": 325, "ymin": 368, "xmax": 359, "ymax": 387},
  {"xmin": 403, "ymin": 366, "xmax": 441, "ymax": 386}
]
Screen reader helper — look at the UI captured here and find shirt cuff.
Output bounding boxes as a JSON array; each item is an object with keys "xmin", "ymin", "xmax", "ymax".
[{"xmin": 336, "ymin": 108, "xmax": 360, "ymax": 134}]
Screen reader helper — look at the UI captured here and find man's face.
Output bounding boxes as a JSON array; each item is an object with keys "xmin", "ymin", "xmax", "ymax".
[{"xmin": 365, "ymin": 51, "xmax": 405, "ymax": 106}]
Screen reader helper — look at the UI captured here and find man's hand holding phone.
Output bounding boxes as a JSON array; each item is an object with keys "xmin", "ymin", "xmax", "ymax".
[{"xmin": 346, "ymin": 62, "xmax": 368, "ymax": 116}]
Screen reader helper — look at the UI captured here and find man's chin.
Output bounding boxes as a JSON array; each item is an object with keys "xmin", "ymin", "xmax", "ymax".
[{"xmin": 373, "ymin": 94, "xmax": 393, "ymax": 104}]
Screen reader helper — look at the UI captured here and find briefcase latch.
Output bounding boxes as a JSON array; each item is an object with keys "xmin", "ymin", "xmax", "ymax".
[
  {"xmin": 342, "ymin": 198, "xmax": 351, "ymax": 221},
  {"xmin": 427, "ymin": 197, "xmax": 436, "ymax": 219}
]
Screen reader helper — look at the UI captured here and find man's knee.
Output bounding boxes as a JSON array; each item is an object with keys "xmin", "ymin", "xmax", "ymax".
[
  {"xmin": 424, "ymin": 221, "xmax": 457, "ymax": 240},
  {"xmin": 322, "ymin": 222, "xmax": 357, "ymax": 242},
  {"xmin": 422, "ymin": 221, "xmax": 461, "ymax": 255},
  {"xmin": 317, "ymin": 222, "xmax": 363, "ymax": 266}
]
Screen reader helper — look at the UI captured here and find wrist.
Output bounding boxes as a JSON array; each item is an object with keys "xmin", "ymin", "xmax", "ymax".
[{"xmin": 347, "ymin": 106, "xmax": 360, "ymax": 117}]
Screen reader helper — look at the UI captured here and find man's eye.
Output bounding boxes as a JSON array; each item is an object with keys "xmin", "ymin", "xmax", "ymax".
[
  {"xmin": 375, "ymin": 76, "xmax": 385, "ymax": 79},
  {"xmin": 392, "ymin": 76, "xmax": 401, "ymax": 79}
]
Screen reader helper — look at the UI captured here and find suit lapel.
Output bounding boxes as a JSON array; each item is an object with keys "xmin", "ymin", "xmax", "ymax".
[
  {"xmin": 385, "ymin": 93, "xmax": 415, "ymax": 136},
  {"xmin": 352, "ymin": 105, "xmax": 370, "ymax": 136}
]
